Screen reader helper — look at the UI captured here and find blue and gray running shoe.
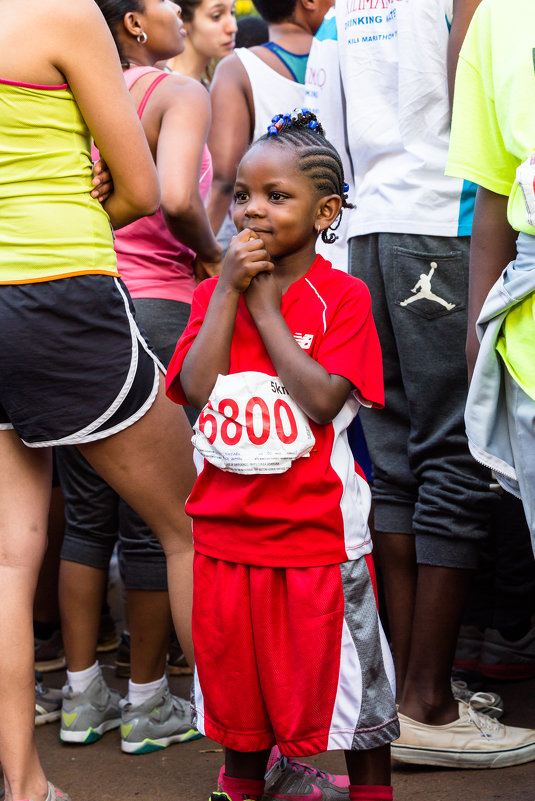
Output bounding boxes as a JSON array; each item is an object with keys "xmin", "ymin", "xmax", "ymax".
[
  {"xmin": 35, "ymin": 678, "xmax": 63, "ymax": 726},
  {"xmin": 60, "ymin": 673, "xmax": 122, "ymax": 744},
  {"xmin": 120, "ymin": 678, "xmax": 202, "ymax": 754}
]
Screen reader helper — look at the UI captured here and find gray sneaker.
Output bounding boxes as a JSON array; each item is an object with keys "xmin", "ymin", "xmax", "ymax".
[
  {"xmin": 60, "ymin": 673, "xmax": 122, "ymax": 744},
  {"xmin": 263, "ymin": 756, "xmax": 349, "ymax": 801},
  {"xmin": 120, "ymin": 678, "xmax": 202, "ymax": 754},
  {"xmin": 480, "ymin": 625, "xmax": 535, "ymax": 680},
  {"xmin": 35, "ymin": 680, "xmax": 63, "ymax": 726}
]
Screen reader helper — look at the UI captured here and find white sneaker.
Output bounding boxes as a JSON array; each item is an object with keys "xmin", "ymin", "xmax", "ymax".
[
  {"xmin": 451, "ymin": 679, "xmax": 504, "ymax": 718},
  {"xmin": 392, "ymin": 700, "xmax": 535, "ymax": 768}
]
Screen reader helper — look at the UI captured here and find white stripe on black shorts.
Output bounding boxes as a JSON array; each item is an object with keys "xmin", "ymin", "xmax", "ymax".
[{"xmin": 0, "ymin": 275, "xmax": 163, "ymax": 447}]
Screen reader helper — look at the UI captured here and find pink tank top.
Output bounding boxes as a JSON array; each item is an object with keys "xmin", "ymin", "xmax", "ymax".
[{"xmin": 114, "ymin": 66, "xmax": 213, "ymax": 304}]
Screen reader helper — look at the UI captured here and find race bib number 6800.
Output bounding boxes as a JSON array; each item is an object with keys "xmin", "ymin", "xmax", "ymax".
[{"xmin": 192, "ymin": 372, "xmax": 316, "ymax": 474}]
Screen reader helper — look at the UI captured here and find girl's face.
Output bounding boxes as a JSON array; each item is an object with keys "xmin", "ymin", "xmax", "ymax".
[
  {"xmin": 139, "ymin": 0, "xmax": 187, "ymax": 60},
  {"xmin": 233, "ymin": 144, "xmax": 323, "ymax": 264},
  {"xmin": 185, "ymin": 0, "xmax": 237, "ymax": 62}
]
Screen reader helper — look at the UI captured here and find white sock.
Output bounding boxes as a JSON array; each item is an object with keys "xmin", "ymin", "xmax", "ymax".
[
  {"xmin": 128, "ymin": 674, "xmax": 166, "ymax": 706},
  {"xmin": 67, "ymin": 660, "xmax": 101, "ymax": 693}
]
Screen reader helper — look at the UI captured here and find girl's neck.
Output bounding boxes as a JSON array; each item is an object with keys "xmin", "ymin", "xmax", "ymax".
[
  {"xmin": 167, "ymin": 46, "xmax": 207, "ymax": 82},
  {"xmin": 123, "ymin": 52, "xmax": 159, "ymax": 70},
  {"xmin": 267, "ymin": 20, "xmax": 314, "ymax": 53},
  {"xmin": 273, "ymin": 248, "xmax": 318, "ymax": 294}
]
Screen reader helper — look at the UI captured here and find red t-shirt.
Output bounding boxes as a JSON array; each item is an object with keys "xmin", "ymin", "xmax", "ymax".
[{"xmin": 166, "ymin": 255, "xmax": 383, "ymax": 567}]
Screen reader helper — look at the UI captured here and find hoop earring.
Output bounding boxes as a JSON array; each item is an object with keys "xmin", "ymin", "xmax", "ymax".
[
  {"xmin": 330, "ymin": 213, "xmax": 342, "ymax": 232},
  {"xmin": 136, "ymin": 31, "xmax": 148, "ymax": 44}
]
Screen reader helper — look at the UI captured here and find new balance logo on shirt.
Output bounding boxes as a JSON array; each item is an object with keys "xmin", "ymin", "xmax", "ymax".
[{"xmin": 294, "ymin": 333, "xmax": 314, "ymax": 350}]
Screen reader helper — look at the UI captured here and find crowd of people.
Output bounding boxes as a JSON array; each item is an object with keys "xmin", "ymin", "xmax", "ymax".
[{"xmin": 1, "ymin": 1, "xmax": 535, "ymax": 800}]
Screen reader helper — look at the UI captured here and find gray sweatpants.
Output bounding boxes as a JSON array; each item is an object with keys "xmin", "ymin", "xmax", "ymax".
[{"xmin": 349, "ymin": 232, "xmax": 492, "ymax": 568}]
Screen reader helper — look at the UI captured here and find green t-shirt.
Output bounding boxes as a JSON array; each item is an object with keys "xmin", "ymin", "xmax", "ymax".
[{"xmin": 446, "ymin": 0, "xmax": 535, "ymax": 401}]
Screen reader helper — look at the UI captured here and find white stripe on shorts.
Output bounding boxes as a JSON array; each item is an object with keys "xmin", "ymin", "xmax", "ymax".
[
  {"xmin": 23, "ymin": 278, "xmax": 163, "ymax": 448},
  {"xmin": 327, "ymin": 559, "xmax": 398, "ymax": 751},
  {"xmin": 192, "ymin": 667, "xmax": 207, "ymax": 736},
  {"xmin": 327, "ymin": 616, "xmax": 364, "ymax": 750}
]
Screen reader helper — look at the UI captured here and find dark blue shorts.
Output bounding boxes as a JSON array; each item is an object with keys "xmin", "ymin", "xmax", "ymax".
[{"xmin": 0, "ymin": 275, "xmax": 162, "ymax": 446}]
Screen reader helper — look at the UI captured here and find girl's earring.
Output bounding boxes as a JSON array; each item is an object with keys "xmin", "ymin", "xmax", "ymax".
[
  {"xmin": 315, "ymin": 223, "xmax": 322, "ymax": 234},
  {"xmin": 137, "ymin": 31, "xmax": 148, "ymax": 44}
]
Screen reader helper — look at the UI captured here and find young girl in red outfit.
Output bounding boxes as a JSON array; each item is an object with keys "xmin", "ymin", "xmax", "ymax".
[{"xmin": 166, "ymin": 110, "xmax": 399, "ymax": 801}]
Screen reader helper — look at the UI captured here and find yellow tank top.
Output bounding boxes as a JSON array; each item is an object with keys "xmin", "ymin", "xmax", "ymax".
[{"xmin": 0, "ymin": 78, "xmax": 118, "ymax": 283}]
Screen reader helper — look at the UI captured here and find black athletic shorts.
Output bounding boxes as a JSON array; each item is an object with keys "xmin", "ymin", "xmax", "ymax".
[{"xmin": 0, "ymin": 274, "xmax": 162, "ymax": 446}]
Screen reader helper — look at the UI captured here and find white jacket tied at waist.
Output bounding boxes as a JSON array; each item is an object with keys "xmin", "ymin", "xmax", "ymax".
[{"xmin": 465, "ymin": 231, "xmax": 535, "ymax": 496}]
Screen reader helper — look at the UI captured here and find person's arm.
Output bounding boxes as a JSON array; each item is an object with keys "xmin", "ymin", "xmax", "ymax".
[
  {"xmin": 467, "ymin": 187, "xmax": 517, "ymax": 376},
  {"xmin": 155, "ymin": 77, "xmax": 222, "ymax": 276},
  {"xmin": 207, "ymin": 55, "xmax": 254, "ymax": 236},
  {"xmin": 51, "ymin": 0, "xmax": 159, "ymax": 228},
  {"xmin": 447, "ymin": 0, "xmax": 482, "ymax": 112},
  {"xmin": 180, "ymin": 230, "xmax": 273, "ymax": 407},
  {"xmin": 244, "ymin": 273, "xmax": 353, "ymax": 424}
]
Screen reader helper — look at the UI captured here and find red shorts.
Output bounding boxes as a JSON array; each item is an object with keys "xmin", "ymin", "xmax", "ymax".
[{"xmin": 192, "ymin": 553, "xmax": 398, "ymax": 756}]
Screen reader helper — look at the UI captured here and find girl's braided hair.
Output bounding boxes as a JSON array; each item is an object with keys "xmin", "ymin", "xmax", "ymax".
[{"xmin": 256, "ymin": 109, "xmax": 354, "ymax": 244}]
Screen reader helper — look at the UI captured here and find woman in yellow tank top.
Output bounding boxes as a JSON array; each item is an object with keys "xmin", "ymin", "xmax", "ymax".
[{"xmin": 0, "ymin": 1, "xmax": 197, "ymax": 799}]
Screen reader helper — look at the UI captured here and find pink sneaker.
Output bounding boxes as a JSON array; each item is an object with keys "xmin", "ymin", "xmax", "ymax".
[
  {"xmin": 266, "ymin": 746, "xmax": 349, "ymax": 790},
  {"xmin": 218, "ymin": 748, "xmax": 349, "ymax": 801},
  {"xmin": 264, "ymin": 755, "xmax": 349, "ymax": 800}
]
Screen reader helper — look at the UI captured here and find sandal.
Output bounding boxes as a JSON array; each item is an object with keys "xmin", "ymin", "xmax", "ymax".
[
  {"xmin": 46, "ymin": 784, "xmax": 71, "ymax": 801},
  {"xmin": 11, "ymin": 782, "xmax": 72, "ymax": 801}
]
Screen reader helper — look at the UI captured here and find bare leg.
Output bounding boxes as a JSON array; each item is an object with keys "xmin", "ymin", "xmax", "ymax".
[
  {"xmin": 59, "ymin": 561, "xmax": 107, "ymax": 672},
  {"xmin": 373, "ymin": 531, "xmax": 417, "ymax": 698},
  {"xmin": 127, "ymin": 590, "xmax": 171, "ymax": 684},
  {"xmin": 0, "ymin": 431, "xmax": 51, "ymax": 801},
  {"xmin": 375, "ymin": 529, "xmax": 472, "ymax": 722},
  {"xmin": 225, "ymin": 748, "xmax": 271, "ymax": 779},
  {"xmin": 78, "ymin": 376, "xmax": 196, "ymax": 667},
  {"xmin": 344, "ymin": 744, "xmax": 391, "ymax": 786},
  {"xmin": 399, "ymin": 564, "xmax": 472, "ymax": 724},
  {"xmin": 33, "ymin": 485, "xmax": 65, "ymax": 627}
]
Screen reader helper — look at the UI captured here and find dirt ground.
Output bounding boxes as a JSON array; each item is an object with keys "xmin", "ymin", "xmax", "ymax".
[{"xmin": 13, "ymin": 661, "xmax": 535, "ymax": 801}]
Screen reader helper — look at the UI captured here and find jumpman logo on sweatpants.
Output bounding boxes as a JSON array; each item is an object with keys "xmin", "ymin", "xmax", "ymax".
[{"xmin": 400, "ymin": 262, "xmax": 455, "ymax": 310}]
